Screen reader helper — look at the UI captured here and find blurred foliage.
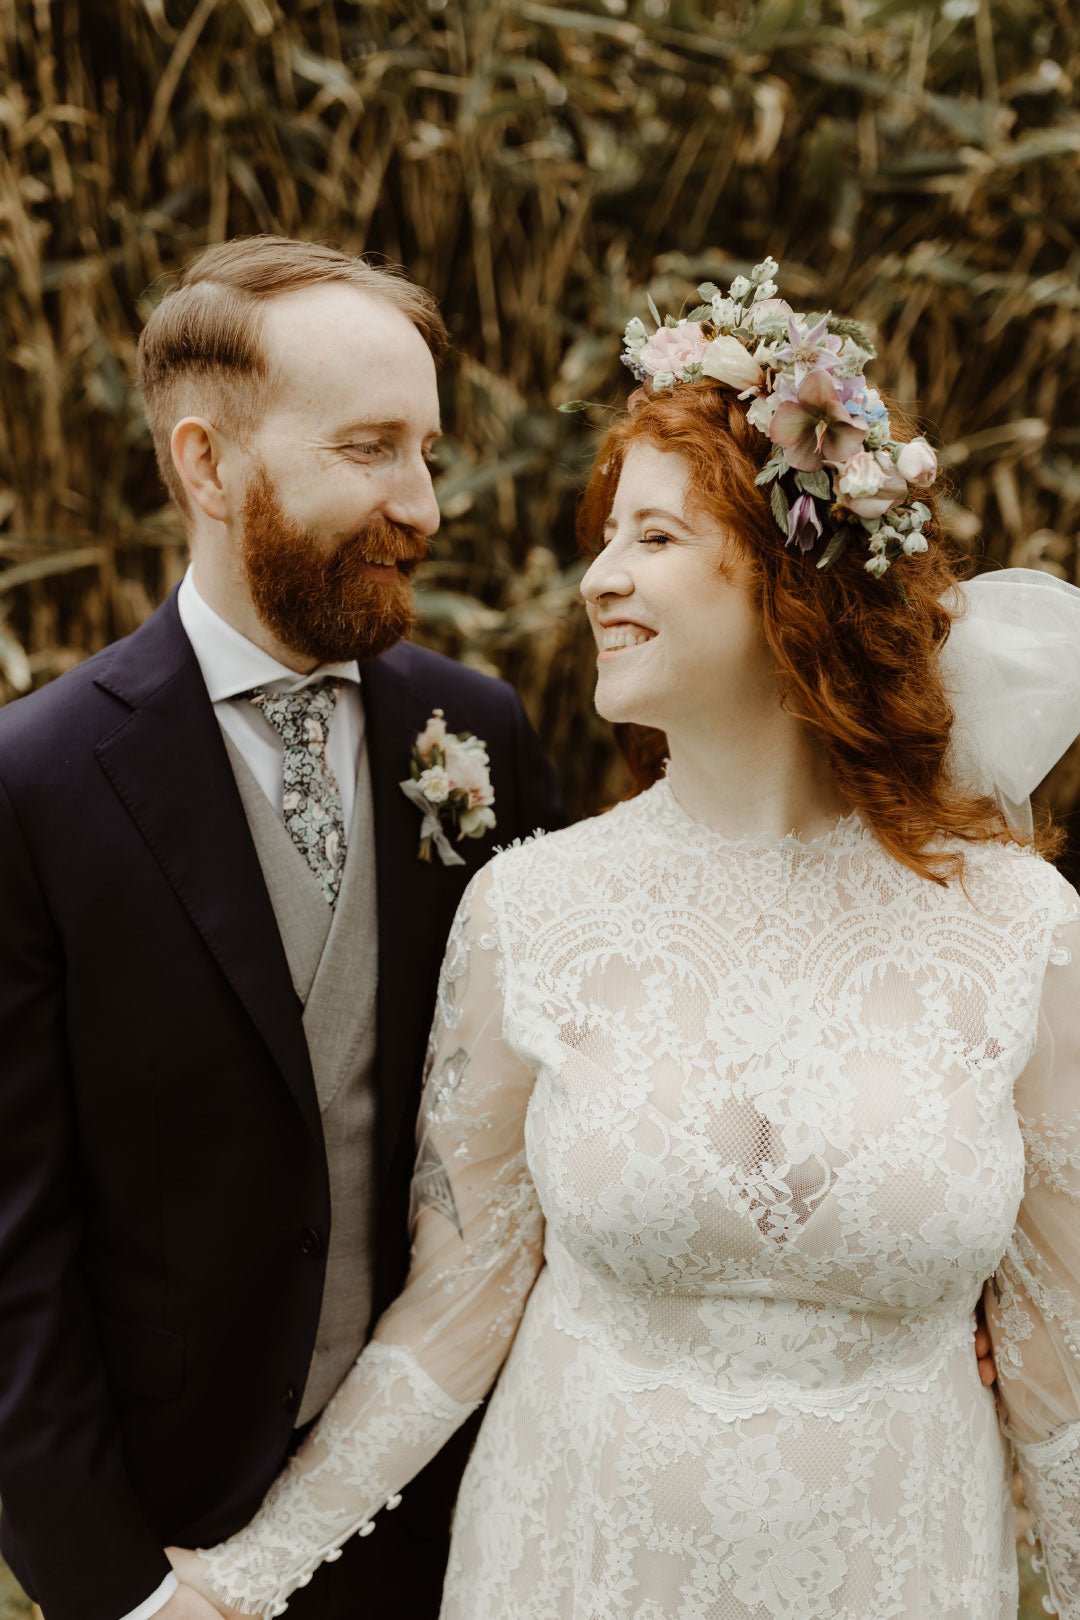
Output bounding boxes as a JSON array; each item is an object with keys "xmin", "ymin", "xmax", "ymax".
[
  {"xmin": 1, "ymin": 0, "xmax": 1079, "ymax": 833},
  {"xmin": 0, "ymin": 2, "xmax": 1077, "ymax": 1606},
  {"xmin": 0, "ymin": 1560, "xmax": 28, "ymax": 1620}
]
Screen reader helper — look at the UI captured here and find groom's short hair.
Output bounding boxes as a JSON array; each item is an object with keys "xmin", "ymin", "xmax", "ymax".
[{"xmin": 137, "ymin": 235, "xmax": 449, "ymax": 515}]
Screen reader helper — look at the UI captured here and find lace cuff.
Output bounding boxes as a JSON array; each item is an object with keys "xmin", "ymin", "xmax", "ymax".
[
  {"xmin": 1014, "ymin": 1419, "xmax": 1080, "ymax": 1617},
  {"xmin": 193, "ymin": 1343, "xmax": 478, "ymax": 1616}
]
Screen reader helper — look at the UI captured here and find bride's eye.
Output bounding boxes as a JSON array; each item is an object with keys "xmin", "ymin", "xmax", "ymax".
[{"xmin": 641, "ymin": 532, "xmax": 672, "ymax": 548}]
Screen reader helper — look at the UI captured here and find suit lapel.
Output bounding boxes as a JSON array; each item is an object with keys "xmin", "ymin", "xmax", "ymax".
[
  {"xmin": 363, "ymin": 645, "xmax": 468, "ymax": 1179},
  {"xmin": 93, "ymin": 593, "xmax": 322, "ymax": 1143}
]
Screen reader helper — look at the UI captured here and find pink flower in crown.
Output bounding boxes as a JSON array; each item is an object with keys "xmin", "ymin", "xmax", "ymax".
[
  {"xmin": 787, "ymin": 494, "xmax": 823, "ymax": 552},
  {"xmin": 769, "ymin": 369, "xmax": 867, "ymax": 473},
  {"xmin": 835, "ymin": 450, "xmax": 907, "ymax": 520},
  {"xmin": 895, "ymin": 437, "xmax": 938, "ymax": 489},
  {"xmin": 776, "ymin": 314, "xmax": 844, "ymax": 385},
  {"xmin": 638, "ymin": 323, "xmax": 709, "ymax": 380},
  {"xmin": 749, "ymin": 296, "xmax": 795, "ymax": 328}
]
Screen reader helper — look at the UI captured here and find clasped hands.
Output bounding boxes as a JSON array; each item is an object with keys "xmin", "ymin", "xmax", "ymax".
[
  {"xmin": 975, "ymin": 1316, "xmax": 996, "ymax": 1388},
  {"xmin": 157, "ymin": 1317, "xmax": 997, "ymax": 1620},
  {"xmin": 163, "ymin": 1548, "xmax": 248, "ymax": 1620}
]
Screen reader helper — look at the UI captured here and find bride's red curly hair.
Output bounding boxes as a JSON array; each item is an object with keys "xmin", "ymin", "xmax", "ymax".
[{"xmin": 577, "ymin": 380, "xmax": 1052, "ymax": 883}]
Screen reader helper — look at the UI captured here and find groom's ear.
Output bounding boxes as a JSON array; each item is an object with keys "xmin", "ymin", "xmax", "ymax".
[{"xmin": 171, "ymin": 416, "xmax": 231, "ymax": 526}]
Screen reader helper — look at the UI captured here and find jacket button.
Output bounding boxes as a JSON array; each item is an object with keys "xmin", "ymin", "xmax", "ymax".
[
  {"xmin": 283, "ymin": 1384, "xmax": 299, "ymax": 1416},
  {"xmin": 299, "ymin": 1228, "xmax": 324, "ymax": 1258}
]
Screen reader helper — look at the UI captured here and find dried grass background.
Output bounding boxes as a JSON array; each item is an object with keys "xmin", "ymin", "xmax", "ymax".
[
  {"xmin": 1, "ymin": 2, "xmax": 1079, "ymax": 1609},
  {"xmin": 2, "ymin": 0, "xmax": 1079, "ymax": 842}
]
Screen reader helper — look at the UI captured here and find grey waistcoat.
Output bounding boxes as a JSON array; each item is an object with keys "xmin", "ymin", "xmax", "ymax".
[{"xmin": 223, "ymin": 733, "xmax": 378, "ymax": 1426}]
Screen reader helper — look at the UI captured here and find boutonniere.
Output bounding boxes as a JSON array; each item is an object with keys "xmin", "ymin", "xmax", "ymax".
[{"xmin": 399, "ymin": 709, "xmax": 497, "ymax": 866}]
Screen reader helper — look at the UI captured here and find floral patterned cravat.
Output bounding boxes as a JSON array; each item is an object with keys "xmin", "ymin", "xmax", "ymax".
[{"xmin": 245, "ymin": 678, "xmax": 346, "ymax": 905}]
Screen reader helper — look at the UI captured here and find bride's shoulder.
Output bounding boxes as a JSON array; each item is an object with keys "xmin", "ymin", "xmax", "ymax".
[
  {"xmin": 494, "ymin": 799, "xmax": 635, "ymax": 867},
  {"xmin": 481, "ymin": 796, "xmax": 640, "ymax": 893},
  {"xmin": 956, "ymin": 837, "xmax": 1080, "ymax": 932}
]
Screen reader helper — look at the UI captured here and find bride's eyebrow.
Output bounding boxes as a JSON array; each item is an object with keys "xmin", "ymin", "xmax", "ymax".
[
  {"xmin": 635, "ymin": 506, "xmax": 688, "ymax": 527},
  {"xmin": 603, "ymin": 506, "xmax": 691, "ymax": 535}
]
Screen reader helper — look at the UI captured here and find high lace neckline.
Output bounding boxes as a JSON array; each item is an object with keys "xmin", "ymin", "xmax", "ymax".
[{"xmin": 643, "ymin": 774, "xmax": 864, "ymax": 853}]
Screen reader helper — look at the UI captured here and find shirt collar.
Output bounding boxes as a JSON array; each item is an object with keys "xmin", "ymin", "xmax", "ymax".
[{"xmin": 177, "ymin": 567, "xmax": 361, "ymax": 703}]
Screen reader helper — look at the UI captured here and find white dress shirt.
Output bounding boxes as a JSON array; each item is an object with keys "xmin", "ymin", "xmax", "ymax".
[
  {"xmin": 176, "ymin": 567, "xmax": 365, "ymax": 834},
  {"xmin": 115, "ymin": 572, "xmax": 365, "ymax": 1620},
  {"xmin": 118, "ymin": 1573, "xmax": 179, "ymax": 1620}
]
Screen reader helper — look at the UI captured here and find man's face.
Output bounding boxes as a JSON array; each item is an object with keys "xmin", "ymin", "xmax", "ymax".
[{"xmin": 230, "ymin": 282, "xmax": 443, "ymax": 664}]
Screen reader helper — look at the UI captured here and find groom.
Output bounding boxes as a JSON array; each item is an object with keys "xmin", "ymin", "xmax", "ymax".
[{"xmin": 0, "ymin": 237, "xmax": 563, "ymax": 1620}]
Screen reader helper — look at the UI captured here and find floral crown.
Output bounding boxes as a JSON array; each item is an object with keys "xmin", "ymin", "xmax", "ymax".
[{"xmin": 619, "ymin": 257, "xmax": 938, "ymax": 578}]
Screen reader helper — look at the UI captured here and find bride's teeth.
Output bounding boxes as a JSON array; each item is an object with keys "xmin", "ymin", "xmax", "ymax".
[{"xmin": 601, "ymin": 627, "xmax": 654, "ymax": 651}]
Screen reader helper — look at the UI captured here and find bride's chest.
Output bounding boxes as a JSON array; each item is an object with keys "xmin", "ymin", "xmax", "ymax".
[{"xmin": 504, "ymin": 882, "xmax": 1041, "ymax": 1301}]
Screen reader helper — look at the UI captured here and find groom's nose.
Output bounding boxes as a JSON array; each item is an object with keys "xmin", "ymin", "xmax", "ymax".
[{"xmin": 383, "ymin": 452, "xmax": 441, "ymax": 539}]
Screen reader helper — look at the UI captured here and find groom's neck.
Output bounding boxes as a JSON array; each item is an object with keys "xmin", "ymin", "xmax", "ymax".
[{"xmin": 187, "ymin": 543, "xmax": 319, "ymax": 674}]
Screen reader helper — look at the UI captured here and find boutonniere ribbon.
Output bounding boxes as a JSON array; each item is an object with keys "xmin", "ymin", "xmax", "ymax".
[{"xmin": 399, "ymin": 709, "xmax": 497, "ymax": 866}]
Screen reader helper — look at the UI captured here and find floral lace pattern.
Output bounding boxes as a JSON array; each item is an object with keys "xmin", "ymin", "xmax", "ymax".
[
  {"xmin": 1014, "ymin": 1422, "xmax": 1080, "ymax": 1614},
  {"xmin": 196, "ymin": 779, "xmax": 1080, "ymax": 1617},
  {"xmin": 195, "ymin": 1343, "xmax": 477, "ymax": 1615}
]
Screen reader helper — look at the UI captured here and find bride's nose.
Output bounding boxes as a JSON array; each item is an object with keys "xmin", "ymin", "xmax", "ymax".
[{"xmin": 581, "ymin": 546, "xmax": 634, "ymax": 607}]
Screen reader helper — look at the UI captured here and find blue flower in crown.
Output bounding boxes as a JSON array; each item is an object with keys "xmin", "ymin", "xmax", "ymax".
[{"xmin": 615, "ymin": 255, "xmax": 939, "ymax": 579}]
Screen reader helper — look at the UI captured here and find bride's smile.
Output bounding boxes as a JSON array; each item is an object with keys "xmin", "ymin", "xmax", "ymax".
[
  {"xmin": 581, "ymin": 438, "xmax": 849, "ymax": 844},
  {"xmin": 582, "ymin": 441, "xmax": 766, "ymax": 735},
  {"xmin": 594, "ymin": 622, "xmax": 656, "ymax": 655}
]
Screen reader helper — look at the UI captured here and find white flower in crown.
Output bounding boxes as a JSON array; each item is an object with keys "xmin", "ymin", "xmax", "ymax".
[
  {"xmin": 603, "ymin": 251, "xmax": 943, "ymax": 580},
  {"xmin": 399, "ymin": 710, "xmax": 497, "ymax": 866}
]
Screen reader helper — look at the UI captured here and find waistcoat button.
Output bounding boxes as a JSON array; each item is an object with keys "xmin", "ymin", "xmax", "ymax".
[{"xmin": 300, "ymin": 1227, "xmax": 324, "ymax": 1258}]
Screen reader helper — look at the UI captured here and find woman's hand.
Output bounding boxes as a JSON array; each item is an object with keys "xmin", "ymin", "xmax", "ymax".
[
  {"xmin": 974, "ymin": 1302, "xmax": 997, "ymax": 1388},
  {"xmin": 165, "ymin": 1548, "xmax": 251, "ymax": 1620}
]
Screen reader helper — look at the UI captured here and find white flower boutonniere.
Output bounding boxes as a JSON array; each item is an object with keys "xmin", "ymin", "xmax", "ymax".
[{"xmin": 399, "ymin": 709, "xmax": 497, "ymax": 866}]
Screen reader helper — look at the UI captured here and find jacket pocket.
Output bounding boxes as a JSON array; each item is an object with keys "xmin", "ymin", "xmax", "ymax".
[{"xmin": 97, "ymin": 1309, "xmax": 186, "ymax": 1401}]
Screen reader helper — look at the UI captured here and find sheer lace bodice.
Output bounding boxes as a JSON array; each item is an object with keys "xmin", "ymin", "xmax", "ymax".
[{"xmin": 196, "ymin": 779, "xmax": 1080, "ymax": 1618}]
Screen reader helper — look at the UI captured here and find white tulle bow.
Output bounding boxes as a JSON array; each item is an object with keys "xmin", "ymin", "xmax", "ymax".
[{"xmin": 943, "ymin": 567, "xmax": 1080, "ymax": 835}]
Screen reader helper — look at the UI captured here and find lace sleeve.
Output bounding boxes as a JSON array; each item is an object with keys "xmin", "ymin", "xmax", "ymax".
[
  {"xmin": 191, "ymin": 866, "xmax": 543, "ymax": 1615},
  {"xmin": 986, "ymin": 909, "xmax": 1080, "ymax": 1617}
]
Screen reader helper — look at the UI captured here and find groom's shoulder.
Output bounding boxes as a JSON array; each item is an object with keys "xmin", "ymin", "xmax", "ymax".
[
  {"xmin": 0, "ymin": 592, "xmax": 186, "ymax": 775},
  {"xmin": 0, "ymin": 639, "xmax": 125, "ymax": 759},
  {"xmin": 379, "ymin": 639, "xmax": 522, "ymax": 726}
]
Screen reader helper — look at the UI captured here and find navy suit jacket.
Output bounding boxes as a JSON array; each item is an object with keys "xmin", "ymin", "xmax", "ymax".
[{"xmin": 0, "ymin": 591, "xmax": 565, "ymax": 1620}]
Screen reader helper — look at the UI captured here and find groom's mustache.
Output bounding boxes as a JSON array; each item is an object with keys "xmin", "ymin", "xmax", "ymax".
[{"xmin": 328, "ymin": 516, "xmax": 428, "ymax": 578}]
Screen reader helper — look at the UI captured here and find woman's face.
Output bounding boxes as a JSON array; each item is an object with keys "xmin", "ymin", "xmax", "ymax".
[{"xmin": 581, "ymin": 442, "xmax": 770, "ymax": 736}]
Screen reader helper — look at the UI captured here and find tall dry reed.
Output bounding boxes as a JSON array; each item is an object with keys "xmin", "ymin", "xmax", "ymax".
[{"xmin": 1, "ymin": 0, "xmax": 1077, "ymax": 832}]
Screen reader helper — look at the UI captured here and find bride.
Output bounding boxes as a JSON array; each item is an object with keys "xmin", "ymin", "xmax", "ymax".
[{"xmin": 170, "ymin": 261, "xmax": 1080, "ymax": 1617}]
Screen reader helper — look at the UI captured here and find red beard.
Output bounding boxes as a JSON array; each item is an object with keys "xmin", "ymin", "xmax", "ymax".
[{"xmin": 239, "ymin": 462, "xmax": 427, "ymax": 664}]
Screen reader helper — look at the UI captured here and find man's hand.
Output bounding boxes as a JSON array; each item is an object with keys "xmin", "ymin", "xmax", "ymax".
[
  {"xmin": 156, "ymin": 1586, "xmax": 228, "ymax": 1620},
  {"xmin": 975, "ymin": 1309, "xmax": 997, "ymax": 1388},
  {"xmin": 165, "ymin": 1551, "xmax": 249, "ymax": 1620}
]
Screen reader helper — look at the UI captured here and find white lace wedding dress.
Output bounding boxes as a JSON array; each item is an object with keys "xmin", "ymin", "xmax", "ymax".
[{"xmin": 197, "ymin": 778, "xmax": 1080, "ymax": 1619}]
